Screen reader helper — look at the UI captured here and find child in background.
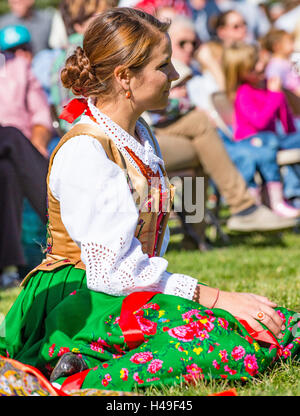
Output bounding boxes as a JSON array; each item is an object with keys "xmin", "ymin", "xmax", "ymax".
[
  {"xmin": 223, "ymin": 42, "xmax": 300, "ymax": 217},
  {"xmin": 263, "ymin": 29, "xmax": 300, "ymax": 97}
]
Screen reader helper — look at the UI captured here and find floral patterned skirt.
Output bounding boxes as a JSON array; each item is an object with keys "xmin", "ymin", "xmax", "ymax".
[{"xmin": 0, "ymin": 265, "xmax": 299, "ymax": 392}]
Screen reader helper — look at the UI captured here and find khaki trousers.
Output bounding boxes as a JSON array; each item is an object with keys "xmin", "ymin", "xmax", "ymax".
[{"xmin": 155, "ymin": 109, "xmax": 254, "ymax": 216}]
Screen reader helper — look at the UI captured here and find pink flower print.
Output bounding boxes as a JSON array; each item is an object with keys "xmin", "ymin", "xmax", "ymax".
[
  {"xmin": 113, "ymin": 316, "xmax": 120, "ymax": 325},
  {"xmin": 147, "ymin": 359, "xmax": 163, "ymax": 374},
  {"xmin": 224, "ymin": 365, "xmax": 237, "ymax": 375},
  {"xmin": 133, "ymin": 372, "xmax": 144, "ymax": 384},
  {"xmin": 231, "ymin": 346, "xmax": 246, "ymax": 361},
  {"xmin": 90, "ymin": 340, "xmax": 104, "ymax": 353},
  {"xmin": 102, "ymin": 379, "xmax": 109, "ymax": 387},
  {"xmin": 130, "ymin": 351, "xmax": 153, "ymax": 364},
  {"xmin": 197, "ymin": 330, "xmax": 209, "ymax": 341},
  {"xmin": 213, "ymin": 360, "xmax": 220, "ymax": 370},
  {"xmin": 282, "ymin": 343, "xmax": 294, "ymax": 359},
  {"xmin": 142, "ymin": 302, "xmax": 160, "ymax": 311},
  {"xmin": 57, "ymin": 347, "xmax": 70, "ymax": 357},
  {"xmin": 244, "ymin": 354, "xmax": 259, "ymax": 376},
  {"xmin": 217, "ymin": 318, "xmax": 229, "ymax": 330},
  {"xmin": 186, "ymin": 363, "xmax": 203, "ymax": 377},
  {"xmin": 168, "ymin": 367, "xmax": 173, "ymax": 373},
  {"xmin": 182, "ymin": 309, "xmax": 202, "ymax": 322},
  {"xmin": 48, "ymin": 343, "xmax": 55, "ymax": 357},
  {"xmin": 136, "ymin": 316, "xmax": 157, "ymax": 336},
  {"xmin": 276, "ymin": 310, "xmax": 286, "ymax": 324},
  {"xmin": 120, "ymin": 368, "xmax": 129, "ymax": 381},
  {"xmin": 168, "ymin": 324, "xmax": 196, "ymax": 342},
  {"xmin": 208, "ymin": 345, "xmax": 214, "ymax": 353},
  {"xmin": 204, "ymin": 309, "xmax": 214, "ymax": 315},
  {"xmin": 146, "ymin": 377, "xmax": 160, "ymax": 382},
  {"xmin": 105, "ymin": 374, "xmax": 112, "ymax": 381},
  {"xmin": 202, "ymin": 319, "xmax": 215, "ymax": 332},
  {"xmin": 219, "ymin": 349, "xmax": 229, "ymax": 363},
  {"xmin": 69, "ymin": 290, "xmax": 77, "ymax": 296},
  {"xmin": 282, "ymin": 348, "xmax": 292, "ymax": 359}
]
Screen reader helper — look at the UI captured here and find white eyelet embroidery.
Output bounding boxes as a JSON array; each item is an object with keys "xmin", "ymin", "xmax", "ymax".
[
  {"xmin": 87, "ymin": 98, "xmax": 167, "ymax": 192},
  {"xmin": 71, "ymin": 103, "xmax": 199, "ymax": 299},
  {"xmin": 82, "ymin": 239, "xmax": 170, "ymax": 296}
]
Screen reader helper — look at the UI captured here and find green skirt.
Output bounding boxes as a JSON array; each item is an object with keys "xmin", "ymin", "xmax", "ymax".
[{"xmin": 0, "ymin": 265, "xmax": 299, "ymax": 391}]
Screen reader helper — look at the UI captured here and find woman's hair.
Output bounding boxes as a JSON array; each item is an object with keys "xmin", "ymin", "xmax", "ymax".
[
  {"xmin": 223, "ymin": 42, "xmax": 259, "ymax": 99},
  {"xmin": 60, "ymin": 0, "xmax": 119, "ymax": 36},
  {"xmin": 260, "ymin": 29, "xmax": 293, "ymax": 53},
  {"xmin": 199, "ymin": 40, "xmax": 224, "ymax": 71},
  {"xmin": 61, "ymin": 7, "xmax": 170, "ymax": 98}
]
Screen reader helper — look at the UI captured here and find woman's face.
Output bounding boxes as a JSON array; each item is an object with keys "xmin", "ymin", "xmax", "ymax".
[
  {"xmin": 170, "ymin": 27, "xmax": 198, "ymax": 66},
  {"xmin": 129, "ymin": 33, "xmax": 179, "ymax": 112},
  {"xmin": 218, "ymin": 12, "xmax": 247, "ymax": 46}
]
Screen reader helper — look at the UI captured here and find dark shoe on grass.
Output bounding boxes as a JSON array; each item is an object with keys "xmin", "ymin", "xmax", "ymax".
[{"xmin": 50, "ymin": 352, "xmax": 88, "ymax": 383}]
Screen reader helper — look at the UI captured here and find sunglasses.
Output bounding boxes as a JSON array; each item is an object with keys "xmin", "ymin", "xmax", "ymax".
[
  {"xmin": 228, "ymin": 21, "xmax": 247, "ymax": 30},
  {"xmin": 178, "ymin": 40, "xmax": 198, "ymax": 50}
]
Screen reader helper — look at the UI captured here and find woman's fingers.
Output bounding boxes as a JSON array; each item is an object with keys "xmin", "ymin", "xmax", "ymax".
[
  {"xmin": 250, "ymin": 294, "xmax": 277, "ymax": 308},
  {"xmin": 258, "ymin": 305, "xmax": 285, "ymax": 337},
  {"xmin": 243, "ymin": 293, "xmax": 277, "ymax": 307},
  {"xmin": 233, "ymin": 293, "xmax": 284, "ymax": 337}
]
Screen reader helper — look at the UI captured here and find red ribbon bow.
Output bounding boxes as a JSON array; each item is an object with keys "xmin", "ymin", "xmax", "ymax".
[{"xmin": 59, "ymin": 98, "xmax": 90, "ymax": 123}]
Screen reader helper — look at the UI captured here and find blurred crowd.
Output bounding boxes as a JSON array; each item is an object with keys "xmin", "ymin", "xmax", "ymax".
[{"xmin": 1, "ymin": 0, "xmax": 300, "ymax": 287}]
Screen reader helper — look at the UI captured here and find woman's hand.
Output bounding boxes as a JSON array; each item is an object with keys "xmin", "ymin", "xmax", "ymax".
[
  {"xmin": 193, "ymin": 285, "xmax": 285, "ymax": 338},
  {"xmin": 216, "ymin": 290, "xmax": 285, "ymax": 338}
]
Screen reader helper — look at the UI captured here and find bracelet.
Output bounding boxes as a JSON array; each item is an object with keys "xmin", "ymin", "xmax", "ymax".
[
  {"xmin": 210, "ymin": 288, "xmax": 220, "ymax": 309},
  {"xmin": 193, "ymin": 285, "xmax": 200, "ymax": 302}
]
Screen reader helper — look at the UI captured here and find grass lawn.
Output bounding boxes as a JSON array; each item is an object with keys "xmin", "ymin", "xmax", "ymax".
[{"xmin": 1, "ymin": 221, "xmax": 300, "ymax": 396}]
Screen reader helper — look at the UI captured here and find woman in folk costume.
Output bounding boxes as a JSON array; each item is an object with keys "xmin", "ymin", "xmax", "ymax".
[{"xmin": 0, "ymin": 8, "xmax": 299, "ymax": 393}]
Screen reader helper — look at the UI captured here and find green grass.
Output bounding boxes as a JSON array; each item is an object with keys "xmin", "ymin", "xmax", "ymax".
[{"xmin": 1, "ymin": 222, "xmax": 300, "ymax": 396}]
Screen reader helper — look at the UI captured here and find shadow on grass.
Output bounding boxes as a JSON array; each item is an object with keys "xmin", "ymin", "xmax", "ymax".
[{"xmin": 168, "ymin": 229, "xmax": 292, "ymax": 252}]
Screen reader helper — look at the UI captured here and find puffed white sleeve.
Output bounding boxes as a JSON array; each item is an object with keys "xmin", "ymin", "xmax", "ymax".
[{"xmin": 49, "ymin": 135, "xmax": 198, "ymax": 299}]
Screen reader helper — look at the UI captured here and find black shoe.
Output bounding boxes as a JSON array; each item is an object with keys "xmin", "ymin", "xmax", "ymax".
[{"xmin": 50, "ymin": 352, "xmax": 88, "ymax": 383}]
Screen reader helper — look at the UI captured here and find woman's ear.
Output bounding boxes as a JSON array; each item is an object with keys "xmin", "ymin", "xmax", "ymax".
[{"xmin": 113, "ymin": 65, "xmax": 131, "ymax": 91}]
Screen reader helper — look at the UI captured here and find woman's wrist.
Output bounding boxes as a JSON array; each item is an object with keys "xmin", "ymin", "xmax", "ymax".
[{"xmin": 193, "ymin": 284, "xmax": 221, "ymax": 309}]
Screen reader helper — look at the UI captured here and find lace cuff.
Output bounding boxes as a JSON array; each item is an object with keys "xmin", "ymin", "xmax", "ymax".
[{"xmin": 162, "ymin": 272, "xmax": 198, "ymax": 301}]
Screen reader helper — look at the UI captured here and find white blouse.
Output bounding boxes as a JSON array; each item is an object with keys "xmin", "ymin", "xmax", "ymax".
[{"xmin": 49, "ymin": 100, "xmax": 198, "ymax": 300}]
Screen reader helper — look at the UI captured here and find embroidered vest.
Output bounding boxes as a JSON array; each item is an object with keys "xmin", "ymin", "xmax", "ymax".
[{"xmin": 21, "ymin": 119, "xmax": 174, "ymax": 286}]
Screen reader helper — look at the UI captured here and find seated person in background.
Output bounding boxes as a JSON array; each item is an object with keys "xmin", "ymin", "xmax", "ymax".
[
  {"xmin": 0, "ymin": 24, "xmax": 51, "ymax": 287},
  {"xmin": 262, "ymin": 29, "xmax": 300, "ymax": 97},
  {"xmin": 210, "ymin": 0, "xmax": 271, "ymax": 42},
  {"xmin": 144, "ymin": 58, "xmax": 297, "ymax": 243},
  {"xmin": 0, "ymin": 0, "xmax": 54, "ymax": 56},
  {"xmin": 33, "ymin": 0, "xmax": 119, "ymax": 137},
  {"xmin": 188, "ymin": 40, "xmax": 225, "ymax": 122},
  {"xmin": 0, "ymin": 24, "xmax": 52, "ymax": 156},
  {"xmin": 223, "ymin": 42, "xmax": 300, "ymax": 216},
  {"xmin": 166, "ymin": 16, "xmax": 297, "ymax": 226},
  {"xmin": 211, "ymin": 9, "xmax": 251, "ymax": 47}
]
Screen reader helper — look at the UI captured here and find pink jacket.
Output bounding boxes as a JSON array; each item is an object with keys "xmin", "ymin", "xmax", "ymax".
[
  {"xmin": 0, "ymin": 53, "xmax": 52, "ymax": 139},
  {"xmin": 233, "ymin": 83, "xmax": 296, "ymax": 141}
]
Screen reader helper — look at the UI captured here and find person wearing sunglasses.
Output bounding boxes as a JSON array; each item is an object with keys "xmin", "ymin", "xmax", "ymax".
[
  {"xmin": 168, "ymin": 15, "xmax": 200, "ymax": 69},
  {"xmin": 213, "ymin": 10, "xmax": 249, "ymax": 47}
]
